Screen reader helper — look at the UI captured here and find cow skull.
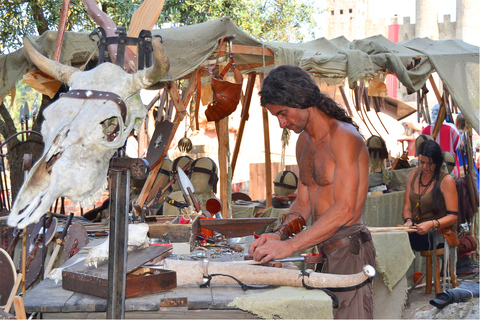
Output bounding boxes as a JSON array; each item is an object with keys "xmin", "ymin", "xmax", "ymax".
[{"xmin": 8, "ymin": 37, "xmax": 169, "ymax": 229}]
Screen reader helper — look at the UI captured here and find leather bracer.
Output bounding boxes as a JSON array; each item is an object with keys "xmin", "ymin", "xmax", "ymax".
[{"xmin": 272, "ymin": 212, "xmax": 306, "ymax": 240}]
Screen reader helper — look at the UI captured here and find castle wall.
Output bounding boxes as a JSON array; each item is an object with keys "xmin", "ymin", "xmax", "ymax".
[{"xmin": 326, "ymin": 0, "xmax": 477, "ymax": 46}]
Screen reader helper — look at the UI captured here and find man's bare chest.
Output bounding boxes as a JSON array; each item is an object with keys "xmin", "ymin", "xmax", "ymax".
[{"xmin": 298, "ymin": 145, "xmax": 334, "ymax": 187}]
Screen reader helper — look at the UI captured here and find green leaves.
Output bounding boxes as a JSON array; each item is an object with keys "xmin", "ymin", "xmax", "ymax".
[{"xmin": 1, "ymin": 0, "xmax": 318, "ymax": 53}]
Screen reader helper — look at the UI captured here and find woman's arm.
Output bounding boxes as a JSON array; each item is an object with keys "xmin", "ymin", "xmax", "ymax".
[{"xmin": 437, "ymin": 174, "xmax": 459, "ymax": 229}]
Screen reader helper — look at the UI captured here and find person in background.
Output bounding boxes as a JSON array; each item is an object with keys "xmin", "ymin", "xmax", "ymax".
[
  {"xmin": 455, "ymin": 113, "xmax": 467, "ymax": 177},
  {"xmin": 402, "ymin": 140, "xmax": 458, "ymax": 251},
  {"xmin": 421, "ymin": 104, "xmax": 460, "ymax": 177},
  {"xmin": 249, "ymin": 65, "xmax": 374, "ymax": 319}
]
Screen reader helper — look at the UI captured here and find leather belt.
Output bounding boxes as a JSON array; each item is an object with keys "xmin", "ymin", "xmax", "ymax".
[
  {"xmin": 60, "ymin": 90, "xmax": 127, "ymax": 123},
  {"xmin": 321, "ymin": 229, "xmax": 372, "ymax": 255}
]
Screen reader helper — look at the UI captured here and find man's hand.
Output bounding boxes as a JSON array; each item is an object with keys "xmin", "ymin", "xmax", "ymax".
[
  {"xmin": 248, "ymin": 233, "xmax": 295, "ymax": 264},
  {"xmin": 248, "ymin": 232, "xmax": 280, "ymax": 257}
]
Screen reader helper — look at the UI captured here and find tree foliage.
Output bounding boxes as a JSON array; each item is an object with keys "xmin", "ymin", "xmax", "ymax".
[{"xmin": 1, "ymin": 0, "xmax": 318, "ymax": 53}]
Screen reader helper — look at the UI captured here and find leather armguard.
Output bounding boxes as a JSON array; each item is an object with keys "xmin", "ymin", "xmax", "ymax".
[{"xmin": 272, "ymin": 212, "xmax": 306, "ymax": 240}]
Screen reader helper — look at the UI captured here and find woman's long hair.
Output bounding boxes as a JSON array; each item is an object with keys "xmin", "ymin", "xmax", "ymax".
[
  {"xmin": 417, "ymin": 140, "xmax": 445, "ymax": 214},
  {"xmin": 259, "ymin": 65, "xmax": 359, "ymax": 131}
]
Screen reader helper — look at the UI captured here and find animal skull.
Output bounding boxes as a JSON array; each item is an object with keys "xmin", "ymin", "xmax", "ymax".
[{"xmin": 8, "ymin": 37, "xmax": 169, "ymax": 229}]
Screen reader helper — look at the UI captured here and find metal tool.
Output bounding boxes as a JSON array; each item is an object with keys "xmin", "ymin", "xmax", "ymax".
[
  {"xmin": 241, "ymin": 253, "xmax": 323, "ymax": 265},
  {"xmin": 44, "ymin": 212, "xmax": 74, "ymax": 278},
  {"xmin": 176, "ymin": 166, "xmax": 201, "ymax": 213}
]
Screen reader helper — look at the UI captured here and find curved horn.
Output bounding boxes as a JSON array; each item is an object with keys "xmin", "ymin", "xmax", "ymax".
[
  {"xmin": 135, "ymin": 37, "xmax": 170, "ymax": 89},
  {"xmin": 23, "ymin": 38, "xmax": 78, "ymax": 85},
  {"xmin": 162, "ymin": 259, "xmax": 376, "ymax": 288}
]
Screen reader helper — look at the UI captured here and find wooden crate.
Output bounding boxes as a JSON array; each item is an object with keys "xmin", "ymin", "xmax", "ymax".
[
  {"xmin": 146, "ymin": 214, "xmax": 199, "ymax": 244},
  {"xmin": 62, "ymin": 245, "xmax": 176, "ymax": 299}
]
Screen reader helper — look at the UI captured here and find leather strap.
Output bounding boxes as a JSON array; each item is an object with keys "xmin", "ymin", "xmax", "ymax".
[
  {"xmin": 60, "ymin": 90, "xmax": 127, "ymax": 123},
  {"xmin": 322, "ymin": 230, "xmax": 372, "ymax": 255}
]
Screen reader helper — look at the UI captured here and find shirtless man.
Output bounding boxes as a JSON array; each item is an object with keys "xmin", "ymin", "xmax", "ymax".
[{"xmin": 249, "ymin": 66, "xmax": 375, "ymax": 319}]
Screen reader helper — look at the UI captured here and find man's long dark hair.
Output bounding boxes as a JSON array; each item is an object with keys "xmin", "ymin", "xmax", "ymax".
[
  {"xmin": 417, "ymin": 140, "xmax": 446, "ymax": 214},
  {"xmin": 259, "ymin": 65, "xmax": 359, "ymax": 131}
]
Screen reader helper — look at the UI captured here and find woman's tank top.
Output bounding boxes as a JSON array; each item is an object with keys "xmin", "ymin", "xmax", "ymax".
[{"xmin": 408, "ymin": 169, "xmax": 447, "ymax": 223}]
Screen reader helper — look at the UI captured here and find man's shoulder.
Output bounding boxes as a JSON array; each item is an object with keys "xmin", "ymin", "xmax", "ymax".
[{"xmin": 330, "ymin": 120, "xmax": 363, "ymax": 142}]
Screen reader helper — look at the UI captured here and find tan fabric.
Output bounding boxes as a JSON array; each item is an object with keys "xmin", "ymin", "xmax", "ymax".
[
  {"xmin": 229, "ymin": 287, "xmax": 334, "ymax": 319},
  {"xmin": 372, "ymin": 232, "xmax": 415, "ymax": 291},
  {"xmin": 1, "ymin": 18, "xmax": 477, "ymax": 133},
  {"xmin": 319, "ymin": 224, "xmax": 376, "ymax": 319}
]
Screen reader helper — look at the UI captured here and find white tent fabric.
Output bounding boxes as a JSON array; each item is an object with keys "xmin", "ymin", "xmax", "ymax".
[{"xmin": 1, "ymin": 17, "xmax": 478, "ymax": 131}]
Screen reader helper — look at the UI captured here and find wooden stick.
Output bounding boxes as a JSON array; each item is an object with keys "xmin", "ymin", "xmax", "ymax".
[
  {"xmin": 13, "ymin": 296, "xmax": 26, "ymax": 320},
  {"xmin": 368, "ymin": 226, "xmax": 417, "ymax": 233},
  {"xmin": 21, "ymin": 231, "xmax": 26, "ymax": 295},
  {"xmin": 127, "ymin": 0, "xmax": 166, "ymax": 56},
  {"xmin": 54, "ymin": 0, "xmax": 71, "ymax": 62},
  {"xmin": 4, "ymin": 273, "xmax": 22, "ymax": 314},
  {"xmin": 216, "ymin": 118, "xmax": 229, "ymax": 218},
  {"xmin": 137, "ymin": 82, "xmax": 186, "ymax": 210},
  {"xmin": 231, "ymin": 72, "xmax": 256, "ymax": 177},
  {"xmin": 428, "ymin": 75, "xmax": 446, "ymax": 140},
  {"xmin": 262, "ymin": 106, "xmax": 273, "ymax": 207}
]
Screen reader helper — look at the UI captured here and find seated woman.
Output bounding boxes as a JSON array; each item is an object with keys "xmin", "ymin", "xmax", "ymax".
[{"xmin": 402, "ymin": 140, "xmax": 458, "ymax": 251}]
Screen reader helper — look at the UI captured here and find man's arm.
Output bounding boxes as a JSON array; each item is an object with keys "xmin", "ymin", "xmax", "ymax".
[
  {"xmin": 248, "ymin": 134, "xmax": 312, "ymax": 257},
  {"xmin": 251, "ymin": 127, "xmax": 367, "ymax": 262}
]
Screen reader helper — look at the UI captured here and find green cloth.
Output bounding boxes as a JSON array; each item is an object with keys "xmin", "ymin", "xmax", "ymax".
[
  {"xmin": 372, "ymin": 231, "xmax": 415, "ymax": 291},
  {"xmin": 229, "ymin": 287, "xmax": 333, "ymax": 319}
]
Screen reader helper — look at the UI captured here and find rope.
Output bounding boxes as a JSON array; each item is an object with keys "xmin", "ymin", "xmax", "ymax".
[
  {"xmin": 200, "ymin": 273, "xmax": 275, "ymax": 291},
  {"xmin": 299, "ymin": 270, "xmax": 339, "ymax": 308}
]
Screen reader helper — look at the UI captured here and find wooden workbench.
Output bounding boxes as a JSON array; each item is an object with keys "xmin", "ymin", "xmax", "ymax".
[{"xmin": 23, "ymin": 232, "xmax": 415, "ymax": 319}]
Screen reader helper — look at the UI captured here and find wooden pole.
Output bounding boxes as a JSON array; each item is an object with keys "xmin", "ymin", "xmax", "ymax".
[
  {"xmin": 261, "ymin": 73, "xmax": 272, "ymax": 208},
  {"xmin": 216, "ymin": 118, "xmax": 229, "ymax": 218},
  {"xmin": 428, "ymin": 75, "xmax": 446, "ymax": 140},
  {"xmin": 231, "ymin": 72, "xmax": 256, "ymax": 176},
  {"xmin": 136, "ymin": 81, "xmax": 189, "ymax": 213},
  {"xmin": 53, "ymin": 0, "xmax": 71, "ymax": 62}
]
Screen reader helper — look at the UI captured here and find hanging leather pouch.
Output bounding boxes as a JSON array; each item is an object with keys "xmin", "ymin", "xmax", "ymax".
[
  {"xmin": 440, "ymin": 227, "xmax": 460, "ymax": 247},
  {"xmin": 204, "ymin": 36, "xmax": 243, "ymax": 122}
]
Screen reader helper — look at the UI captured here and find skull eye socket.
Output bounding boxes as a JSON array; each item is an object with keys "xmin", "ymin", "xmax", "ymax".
[{"xmin": 101, "ymin": 117, "xmax": 120, "ymax": 142}]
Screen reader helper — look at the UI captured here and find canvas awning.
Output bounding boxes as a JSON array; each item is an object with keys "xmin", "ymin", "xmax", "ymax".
[{"xmin": 1, "ymin": 16, "xmax": 478, "ymax": 130}]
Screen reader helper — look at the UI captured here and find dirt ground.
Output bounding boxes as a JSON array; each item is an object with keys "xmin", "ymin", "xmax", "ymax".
[{"xmin": 401, "ymin": 270, "xmax": 479, "ymax": 319}]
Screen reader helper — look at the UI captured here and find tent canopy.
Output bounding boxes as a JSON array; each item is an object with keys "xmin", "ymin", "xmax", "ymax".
[{"xmin": 1, "ymin": 17, "xmax": 478, "ymax": 131}]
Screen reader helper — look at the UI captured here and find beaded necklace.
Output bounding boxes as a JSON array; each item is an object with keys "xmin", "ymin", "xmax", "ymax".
[{"xmin": 415, "ymin": 170, "xmax": 434, "ymax": 221}]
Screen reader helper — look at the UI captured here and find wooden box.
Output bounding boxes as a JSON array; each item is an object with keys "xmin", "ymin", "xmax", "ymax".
[
  {"xmin": 146, "ymin": 214, "xmax": 199, "ymax": 243},
  {"xmin": 62, "ymin": 245, "xmax": 176, "ymax": 299}
]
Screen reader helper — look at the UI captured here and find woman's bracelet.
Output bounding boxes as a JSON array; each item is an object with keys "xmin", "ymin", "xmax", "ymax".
[
  {"xmin": 434, "ymin": 219, "xmax": 440, "ymax": 230},
  {"xmin": 404, "ymin": 217, "xmax": 413, "ymax": 224}
]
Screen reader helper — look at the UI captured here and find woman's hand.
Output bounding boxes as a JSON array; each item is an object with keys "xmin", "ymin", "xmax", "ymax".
[
  {"xmin": 415, "ymin": 220, "xmax": 434, "ymax": 235},
  {"xmin": 403, "ymin": 218, "xmax": 414, "ymax": 227}
]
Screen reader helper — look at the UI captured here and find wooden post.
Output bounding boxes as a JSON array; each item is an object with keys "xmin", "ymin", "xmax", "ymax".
[
  {"xmin": 216, "ymin": 119, "xmax": 229, "ymax": 218},
  {"xmin": 136, "ymin": 80, "xmax": 192, "ymax": 212},
  {"xmin": 231, "ymin": 72, "xmax": 256, "ymax": 176},
  {"xmin": 261, "ymin": 73, "xmax": 272, "ymax": 208},
  {"xmin": 428, "ymin": 75, "xmax": 446, "ymax": 140}
]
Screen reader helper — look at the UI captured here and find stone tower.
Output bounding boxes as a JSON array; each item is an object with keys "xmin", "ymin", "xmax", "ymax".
[
  {"xmin": 326, "ymin": 0, "xmax": 368, "ymax": 40},
  {"xmin": 415, "ymin": 0, "xmax": 439, "ymax": 39},
  {"xmin": 456, "ymin": 0, "xmax": 480, "ymax": 46}
]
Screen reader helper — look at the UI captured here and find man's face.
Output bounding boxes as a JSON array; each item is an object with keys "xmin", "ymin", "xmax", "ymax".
[{"xmin": 265, "ymin": 104, "xmax": 308, "ymax": 134}]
